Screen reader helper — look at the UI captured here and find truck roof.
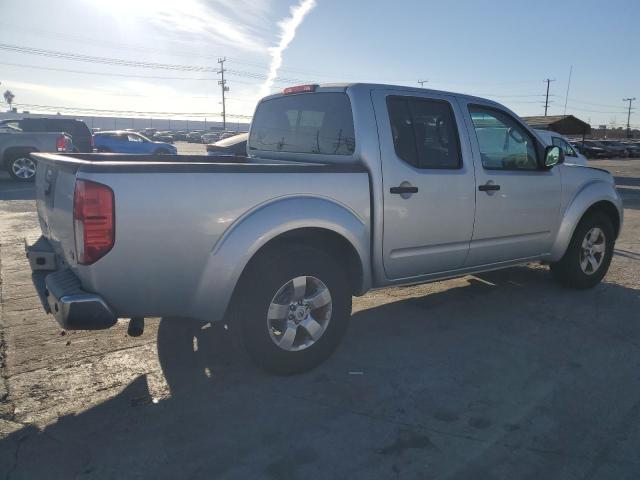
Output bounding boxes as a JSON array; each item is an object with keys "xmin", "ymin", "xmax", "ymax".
[{"xmin": 261, "ymin": 82, "xmax": 504, "ymax": 108}]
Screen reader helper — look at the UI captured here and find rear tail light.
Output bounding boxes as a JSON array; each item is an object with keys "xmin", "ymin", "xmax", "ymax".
[
  {"xmin": 73, "ymin": 180, "xmax": 115, "ymax": 265},
  {"xmin": 56, "ymin": 135, "xmax": 67, "ymax": 152},
  {"xmin": 283, "ymin": 84, "xmax": 318, "ymax": 95}
]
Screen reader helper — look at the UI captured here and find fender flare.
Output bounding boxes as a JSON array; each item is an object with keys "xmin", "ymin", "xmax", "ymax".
[
  {"xmin": 188, "ymin": 195, "xmax": 371, "ymax": 323},
  {"xmin": 549, "ymin": 180, "xmax": 623, "ymax": 262}
]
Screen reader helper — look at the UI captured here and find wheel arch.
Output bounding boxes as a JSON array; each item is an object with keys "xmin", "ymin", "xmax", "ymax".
[
  {"xmin": 550, "ymin": 181, "xmax": 623, "ymax": 262},
  {"xmin": 3, "ymin": 146, "xmax": 38, "ymax": 166},
  {"xmin": 188, "ymin": 195, "xmax": 371, "ymax": 324}
]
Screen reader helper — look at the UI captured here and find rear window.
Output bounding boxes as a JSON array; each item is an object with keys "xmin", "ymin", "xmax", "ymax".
[{"xmin": 249, "ymin": 93, "xmax": 355, "ymax": 155}]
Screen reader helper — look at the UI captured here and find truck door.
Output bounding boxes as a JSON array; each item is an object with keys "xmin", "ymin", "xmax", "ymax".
[
  {"xmin": 462, "ymin": 103, "xmax": 562, "ymax": 265},
  {"xmin": 373, "ymin": 90, "xmax": 476, "ymax": 280}
]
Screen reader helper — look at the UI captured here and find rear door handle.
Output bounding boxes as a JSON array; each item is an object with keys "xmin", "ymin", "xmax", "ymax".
[
  {"xmin": 478, "ymin": 183, "xmax": 500, "ymax": 192},
  {"xmin": 390, "ymin": 186, "xmax": 419, "ymax": 194}
]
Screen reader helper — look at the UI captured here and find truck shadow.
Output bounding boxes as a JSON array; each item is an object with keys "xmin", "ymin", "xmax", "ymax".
[{"xmin": 2, "ymin": 266, "xmax": 640, "ymax": 478}]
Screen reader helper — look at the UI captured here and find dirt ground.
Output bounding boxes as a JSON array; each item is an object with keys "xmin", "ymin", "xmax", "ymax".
[{"xmin": 0, "ymin": 155, "xmax": 639, "ymax": 479}]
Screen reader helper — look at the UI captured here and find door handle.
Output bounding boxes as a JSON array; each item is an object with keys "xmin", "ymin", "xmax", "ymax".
[
  {"xmin": 478, "ymin": 183, "xmax": 500, "ymax": 192},
  {"xmin": 390, "ymin": 186, "xmax": 419, "ymax": 194}
]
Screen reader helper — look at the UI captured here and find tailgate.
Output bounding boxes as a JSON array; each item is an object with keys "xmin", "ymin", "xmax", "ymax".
[{"xmin": 33, "ymin": 154, "xmax": 80, "ymax": 267}]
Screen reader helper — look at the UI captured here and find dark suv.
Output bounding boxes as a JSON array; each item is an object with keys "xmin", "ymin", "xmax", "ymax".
[{"xmin": 18, "ymin": 118, "xmax": 93, "ymax": 153}]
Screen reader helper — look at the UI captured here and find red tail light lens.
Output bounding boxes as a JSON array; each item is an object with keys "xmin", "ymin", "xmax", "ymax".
[
  {"xmin": 73, "ymin": 180, "xmax": 115, "ymax": 265},
  {"xmin": 56, "ymin": 135, "xmax": 67, "ymax": 152}
]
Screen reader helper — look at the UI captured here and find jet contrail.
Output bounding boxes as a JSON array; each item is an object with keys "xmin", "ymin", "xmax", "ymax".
[{"xmin": 259, "ymin": 0, "xmax": 316, "ymax": 98}]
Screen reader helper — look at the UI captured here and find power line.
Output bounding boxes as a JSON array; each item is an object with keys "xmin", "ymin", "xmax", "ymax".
[
  {"xmin": 14, "ymin": 102, "xmax": 253, "ymax": 119},
  {"xmin": 0, "ymin": 61, "xmax": 292, "ymax": 87},
  {"xmin": 0, "ymin": 43, "xmax": 308, "ymax": 83},
  {"xmin": 0, "ymin": 21, "xmax": 336, "ymax": 79}
]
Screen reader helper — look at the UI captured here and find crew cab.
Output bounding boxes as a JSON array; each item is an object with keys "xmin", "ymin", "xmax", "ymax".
[{"xmin": 27, "ymin": 83, "xmax": 623, "ymax": 374}]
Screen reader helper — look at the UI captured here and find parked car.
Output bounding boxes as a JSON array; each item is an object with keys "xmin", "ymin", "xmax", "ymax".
[
  {"xmin": 219, "ymin": 131, "xmax": 238, "ymax": 140},
  {"xmin": 206, "ymin": 132, "xmax": 248, "ymax": 156},
  {"xmin": 28, "ymin": 83, "xmax": 622, "ymax": 374},
  {"xmin": 141, "ymin": 128, "xmax": 157, "ymax": 138},
  {"xmin": 535, "ymin": 130, "xmax": 587, "ymax": 166},
  {"xmin": 170, "ymin": 131, "xmax": 188, "ymax": 142},
  {"xmin": 0, "ymin": 127, "xmax": 71, "ymax": 181},
  {"xmin": 16, "ymin": 117, "xmax": 92, "ymax": 153},
  {"xmin": 186, "ymin": 131, "xmax": 204, "ymax": 143},
  {"xmin": 572, "ymin": 140, "xmax": 611, "ymax": 159},
  {"xmin": 152, "ymin": 131, "xmax": 175, "ymax": 144},
  {"xmin": 598, "ymin": 140, "xmax": 630, "ymax": 158},
  {"xmin": 200, "ymin": 132, "xmax": 221, "ymax": 144},
  {"xmin": 93, "ymin": 131, "xmax": 177, "ymax": 154},
  {"xmin": 624, "ymin": 142, "xmax": 640, "ymax": 157}
]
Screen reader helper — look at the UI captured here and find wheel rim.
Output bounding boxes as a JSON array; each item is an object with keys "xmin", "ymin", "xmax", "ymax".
[
  {"xmin": 266, "ymin": 275, "xmax": 332, "ymax": 352},
  {"xmin": 580, "ymin": 227, "xmax": 606, "ymax": 275},
  {"xmin": 11, "ymin": 157, "xmax": 36, "ymax": 179}
]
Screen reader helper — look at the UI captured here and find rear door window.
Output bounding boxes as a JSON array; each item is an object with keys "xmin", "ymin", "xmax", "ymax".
[
  {"xmin": 387, "ymin": 96, "xmax": 461, "ymax": 169},
  {"xmin": 249, "ymin": 93, "xmax": 355, "ymax": 155}
]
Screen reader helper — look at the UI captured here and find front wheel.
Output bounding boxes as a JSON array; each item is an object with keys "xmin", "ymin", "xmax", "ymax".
[
  {"xmin": 233, "ymin": 245, "xmax": 352, "ymax": 375},
  {"xmin": 7, "ymin": 153, "xmax": 37, "ymax": 182},
  {"xmin": 550, "ymin": 212, "xmax": 615, "ymax": 289}
]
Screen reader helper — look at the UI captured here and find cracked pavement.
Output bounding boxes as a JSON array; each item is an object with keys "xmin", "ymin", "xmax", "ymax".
[{"xmin": 1, "ymin": 155, "xmax": 640, "ymax": 479}]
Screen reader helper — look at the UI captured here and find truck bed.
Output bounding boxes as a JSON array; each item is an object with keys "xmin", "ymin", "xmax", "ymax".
[{"xmin": 31, "ymin": 152, "xmax": 371, "ymax": 324}]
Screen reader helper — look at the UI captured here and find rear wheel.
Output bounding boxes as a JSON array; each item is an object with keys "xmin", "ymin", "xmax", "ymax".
[
  {"xmin": 233, "ymin": 245, "xmax": 352, "ymax": 375},
  {"xmin": 7, "ymin": 152, "xmax": 37, "ymax": 182},
  {"xmin": 550, "ymin": 212, "xmax": 614, "ymax": 289}
]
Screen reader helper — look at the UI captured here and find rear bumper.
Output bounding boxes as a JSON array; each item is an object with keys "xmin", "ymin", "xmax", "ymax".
[
  {"xmin": 44, "ymin": 269, "xmax": 117, "ymax": 330},
  {"xmin": 26, "ymin": 236, "xmax": 117, "ymax": 330}
]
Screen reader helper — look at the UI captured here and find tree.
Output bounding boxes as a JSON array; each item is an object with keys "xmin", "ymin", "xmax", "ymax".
[{"xmin": 3, "ymin": 90, "xmax": 15, "ymax": 111}]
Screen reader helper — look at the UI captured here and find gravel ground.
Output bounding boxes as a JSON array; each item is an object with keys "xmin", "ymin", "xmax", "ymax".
[{"xmin": 0, "ymin": 156, "xmax": 639, "ymax": 479}]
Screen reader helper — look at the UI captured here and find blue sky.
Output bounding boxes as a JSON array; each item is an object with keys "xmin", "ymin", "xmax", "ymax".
[{"xmin": 0, "ymin": 0, "xmax": 638, "ymax": 127}]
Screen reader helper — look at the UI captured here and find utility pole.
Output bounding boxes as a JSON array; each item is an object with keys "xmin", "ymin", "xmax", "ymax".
[
  {"xmin": 417, "ymin": 80, "xmax": 428, "ymax": 88},
  {"xmin": 623, "ymin": 97, "xmax": 636, "ymax": 138},
  {"xmin": 544, "ymin": 78, "xmax": 555, "ymax": 116},
  {"xmin": 218, "ymin": 57, "xmax": 229, "ymax": 130}
]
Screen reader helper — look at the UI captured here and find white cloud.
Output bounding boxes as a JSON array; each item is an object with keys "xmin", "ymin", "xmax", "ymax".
[
  {"xmin": 258, "ymin": 0, "xmax": 316, "ymax": 98},
  {"xmin": 90, "ymin": 0, "xmax": 273, "ymax": 53}
]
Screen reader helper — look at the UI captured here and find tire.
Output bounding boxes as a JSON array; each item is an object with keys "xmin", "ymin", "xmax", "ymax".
[
  {"xmin": 6, "ymin": 152, "xmax": 37, "ymax": 182},
  {"xmin": 550, "ymin": 212, "xmax": 615, "ymax": 289},
  {"xmin": 232, "ymin": 244, "xmax": 352, "ymax": 375}
]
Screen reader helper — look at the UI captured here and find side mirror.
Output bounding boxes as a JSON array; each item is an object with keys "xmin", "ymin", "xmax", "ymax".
[{"xmin": 544, "ymin": 145, "xmax": 564, "ymax": 168}]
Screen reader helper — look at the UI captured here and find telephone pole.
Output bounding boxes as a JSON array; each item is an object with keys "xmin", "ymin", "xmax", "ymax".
[
  {"xmin": 217, "ymin": 57, "xmax": 229, "ymax": 130},
  {"xmin": 623, "ymin": 97, "xmax": 636, "ymax": 138},
  {"xmin": 544, "ymin": 78, "xmax": 555, "ymax": 116},
  {"xmin": 417, "ymin": 80, "xmax": 428, "ymax": 88}
]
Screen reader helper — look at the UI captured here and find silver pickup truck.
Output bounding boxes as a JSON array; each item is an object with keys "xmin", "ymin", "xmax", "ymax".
[{"xmin": 28, "ymin": 83, "xmax": 623, "ymax": 374}]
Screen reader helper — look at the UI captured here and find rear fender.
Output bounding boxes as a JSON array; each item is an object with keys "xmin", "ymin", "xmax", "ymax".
[
  {"xmin": 550, "ymin": 180, "xmax": 623, "ymax": 261},
  {"xmin": 189, "ymin": 195, "xmax": 371, "ymax": 323}
]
